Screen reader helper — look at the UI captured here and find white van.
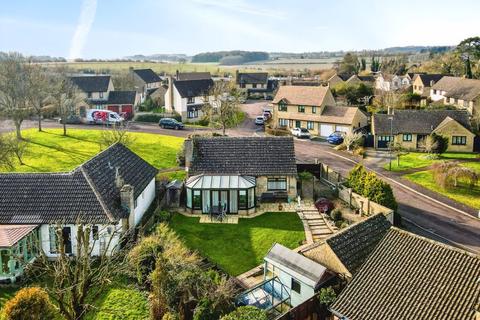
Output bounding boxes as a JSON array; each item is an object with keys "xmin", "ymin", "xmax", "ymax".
[{"xmin": 86, "ymin": 109, "xmax": 124, "ymax": 125}]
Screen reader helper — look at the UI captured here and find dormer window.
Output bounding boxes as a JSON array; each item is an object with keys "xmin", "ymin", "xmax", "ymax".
[
  {"xmin": 87, "ymin": 92, "xmax": 92, "ymax": 98},
  {"xmin": 187, "ymin": 97, "xmax": 195, "ymax": 104},
  {"xmin": 278, "ymin": 102, "xmax": 287, "ymax": 112}
]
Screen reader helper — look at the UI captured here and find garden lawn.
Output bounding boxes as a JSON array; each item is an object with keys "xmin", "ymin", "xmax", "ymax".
[
  {"xmin": 1, "ymin": 128, "xmax": 184, "ymax": 173},
  {"xmin": 85, "ymin": 278, "xmax": 149, "ymax": 320},
  {"xmin": 404, "ymin": 161, "xmax": 480, "ymax": 209},
  {"xmin": 170, "ymin": 212, "xmax": 305, "ymax": 276},
  {"xmin": 384, "ymin": 152, "xmax": 479, "ymax": 172}
]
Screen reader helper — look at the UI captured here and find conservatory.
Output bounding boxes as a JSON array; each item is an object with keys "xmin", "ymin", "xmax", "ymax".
[{"xmin": 185, "ymin": 175, "xmax": 256, "ymax": 215}]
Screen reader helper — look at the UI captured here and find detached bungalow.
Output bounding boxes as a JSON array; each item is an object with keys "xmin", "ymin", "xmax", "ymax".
[
  {"xmin": 0, "ymin": 144, "xmax": 157, "ymax": 282},
  {"xmin": 372, "ymin": 110, "xmax": 475, "ymax": 152},
  {"xmin": 330, "ymin": 228, "xmax": 480, "ymax": 320},
  {"xmin": 184, "ymin": 136, "xmax": 297, "ymax": 215},
  {"xmin": 375, "ymin": 74, "xmax": 411, "ymax": 92},
  {"xmin": 430, "ymin": 76, "xmax": 480, "ymax": 115},
  {"xmin": 272, "ymin": 85, "xmax": 368, "ymax": 137}
]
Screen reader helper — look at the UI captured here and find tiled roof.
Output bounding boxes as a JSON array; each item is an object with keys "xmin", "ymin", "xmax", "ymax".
[
  {"xmin": 189, "ymin": 137, "xmax": 297, "ymax": 176},
  {"xmin": 70, "ymin": 75, "xmax": 111, "ymax": 92},
  {"xmin": 0, "ymin": 144, "xmax": 157, "ymax": 224},
  {"xmin": 133, "ymin": 69, "xmax": 161, "ymax": 83},
  {"xmin": 107, "ymin": 91, "xmax": 136, "ymax": 105},
  {"xmin": 413, "ymin": 73, "xmax": 444, "ymax": 87},
  {"xmin": 0, "ymin": 225, "xmax": 38, "ymax": 247},
  {"xmin": 325, "ymin": 214, "xmax": 391, "ymax": 275},
  {"xmin": 237, "ymin": 72, "xmax": 268, "ymax": 84},
  {"xmin": 330, "ymin": 228, "xmax": 480, "ymax": 320},
  {"xmin": 273, "ymin": 85, "xmax": 332, "ymax": 107},
  {"xmin": 319, "ymin": 105, "xmax": 360, "ymax": 125},
  {"xmin": 176, "ymin": 72, "xmax": 211, "ymax": 81},
  {"xmin": 174, "ymin": 79, "xmax": 214, "ymax": 98},
  {"xmin": 432, "ymin": 76, "xmax": 480, "ymax": 101},
  {"xmin": 373, "ymin": 110, "xmax": 471, "ymax": 135}
]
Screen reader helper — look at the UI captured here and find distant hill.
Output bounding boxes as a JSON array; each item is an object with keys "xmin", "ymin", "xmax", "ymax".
[
  {"xmin": 0, "ymin": 52, "xmax": 66, "ymax": 62},
  {"xmin": 124, "ymin": 53, "xmax": 190, "ymax": 62},
  {"xmin": 191, "ymin": 51, "xmax": 269, "ymax": 65}
]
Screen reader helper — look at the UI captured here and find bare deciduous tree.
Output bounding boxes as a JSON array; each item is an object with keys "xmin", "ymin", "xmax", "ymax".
[
  {"xmin": 0, "ymin": 52, "xmax": 31, "ymax": 140},
  {"xmin": 30, "ymin": 222, "xmax": 126, "ymax": 320},
  {"xmin": 99, "ymin": 122, "xmax": 135, "ymax": 149},
  {"xmin": 419, "ymin": 134, "xmax": 439, "ymax": 155},
  {"xmin": 5, "ymin": 133, "xmax": 28, "ymax": 165},
  {"xmin": 343, "ymin": 131, "xmax": 363, "ymax": 151},
  {"xmin": 26, "ymin": 63, "xmax": 51, "ymax": 132},
  {"xmin": 203, "ymin": 81, "xmax": 242, "ymax": 136},
  {"xmin": 0, "ymin": 134, "xmax": 14, "ymax": 170}
]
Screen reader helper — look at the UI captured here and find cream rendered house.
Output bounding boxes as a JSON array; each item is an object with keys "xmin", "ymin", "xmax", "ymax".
[
  {"xmin": 430, "ymin": 76, "xmax": 480, "ymax": 115},
  {"xmin": 272, "ymin": 85, "xmax": 368, "ymax": 137}
]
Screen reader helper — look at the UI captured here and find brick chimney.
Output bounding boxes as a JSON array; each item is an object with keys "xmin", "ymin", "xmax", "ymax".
[
  {"xmin": 167, "ymin": 75, "xmax": 175, "ymax": 111},
  {"xmin": 115, "ymin": 167, "xmax": 124, "ymax": 189},
  {"xmin": 120, "ymin": 184, "xmax": 135, "ymax": 230},
  {"xmin": 184, "ymin": 139, "xmax": 194, "ymax": 172},
  {"xmin": 176, "ymin": 69, "xmax": 179, "ymax": 80}
]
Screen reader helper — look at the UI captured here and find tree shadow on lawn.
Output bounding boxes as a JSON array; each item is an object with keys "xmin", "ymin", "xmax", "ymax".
[
  {"xmin": 38, "ymin": 129, "xmax": 101, "ymax": 144},
  {"xmin": 171, "ymin": 213, "xmax": 305, "ymax": 276}
]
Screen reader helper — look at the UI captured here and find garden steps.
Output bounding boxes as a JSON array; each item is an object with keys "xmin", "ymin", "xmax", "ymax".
[{"xmin": 297, "ymin": 204, "xmax": 337, "ymax": 243}]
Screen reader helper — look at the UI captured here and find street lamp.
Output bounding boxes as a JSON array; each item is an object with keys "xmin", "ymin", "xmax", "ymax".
[{"xmin": 388, "ymin": 116, "xmax": 393, "ymax": 171}]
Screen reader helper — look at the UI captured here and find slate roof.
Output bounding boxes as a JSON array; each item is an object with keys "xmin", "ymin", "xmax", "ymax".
[
  {"xmin": 324, "ymin": 214, "xmax": 391, "ymax": 275},
  {"xmin": 266, "ymin": 243, "xmax": 331, "ymax": 286},
  {"xmin": 70, "ymin": 75, "xmax": 111, "ymax": 92},
  {"xmin": 106, "ymin": 91, "xmax": 136, "ymax": 105},
  {"xmin": 432, "ymin": 76, "xmax": 480, "ymax": 101},
  {"xmin": 189, "ymin": 137, "xmax": 297, "ymax": 176},
  {"xmin": 176, "ymin": 72, "xmax": 211, "ymax": 81},
  {"xmin": 0, "ymin": 144, "xmax": 157, "ymax": 225},
  {"xmin": 373, "ymin": 110, "xmax": 471, "ymax": 135},
  {"xmin": 330, "ymin": 228, "xmax": 480, "ymax": 320},
  {"xmin": 0, "ymin": 225, "xmax": 38, "ymax": 247},
  {"xmin": 237, "ymin": 72, "xmax": 268, "ymax": 84},
  {"xmin": 413, "ymin": 73, "xmax": 444, "ymax": 87},
  {"xmin": 133, "ymin": 69, "xmax": 161, "ymax": 83},
  {"xmin": 273, "ymin": 85, "xmax": 331, "ymax": 107},
  {"xmin": 174, "ymin": 79, "xmax": 214, "ymax": 98}
]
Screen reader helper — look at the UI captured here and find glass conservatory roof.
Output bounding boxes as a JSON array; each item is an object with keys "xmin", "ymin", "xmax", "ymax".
[{"xmin": 186, "ymin": 175, "xmax": 256, "ymax": 189}]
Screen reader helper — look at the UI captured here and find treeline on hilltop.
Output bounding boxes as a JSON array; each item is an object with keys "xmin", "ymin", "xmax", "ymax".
[{"xmin": 191, "ymin": 50, "xmax": 269, "ymax": 65}]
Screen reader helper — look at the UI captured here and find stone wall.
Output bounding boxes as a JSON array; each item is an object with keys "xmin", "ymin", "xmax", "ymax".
[{"xmin": 338, "ymin": 186, "xmax": 394, "ymax": 223}]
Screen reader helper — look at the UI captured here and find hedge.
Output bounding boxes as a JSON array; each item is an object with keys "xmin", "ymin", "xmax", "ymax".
[{"xmin": 134, "ymin": 113, "xmax": 182, "ymax": 123}]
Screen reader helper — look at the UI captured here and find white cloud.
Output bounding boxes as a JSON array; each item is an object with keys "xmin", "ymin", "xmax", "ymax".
[
  {"xmin": 191, "ymin": 0, "xmax": 286, "ymax": 19},
  {"xmin": 68, "ymin": 0, "xmax": 97, "ymax": 60}
]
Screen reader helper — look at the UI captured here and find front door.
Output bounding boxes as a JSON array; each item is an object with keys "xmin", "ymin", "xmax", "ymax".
[
  {"xmin": 62, "ymin": 227, "xmax": 72, "ymax": 255},
  {"xmin": 211, "ymin": 191, "xmax": 229, "ymax": 213},
  {"xmin": 295, "ymin": 120, "xmax": 301, "ymax": 128},
  {"xmin": 229, "ymin": 190, "xmax": 238, "ymax": 214},
  {"xmin": 417, "ymin": 134, "xmax": 427, "ymax": 149}
]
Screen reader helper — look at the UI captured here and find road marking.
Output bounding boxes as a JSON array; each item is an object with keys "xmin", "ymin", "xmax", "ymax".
[{"xmin": 324, "ymin": 151, "xmax": 480, "ymax": 221}]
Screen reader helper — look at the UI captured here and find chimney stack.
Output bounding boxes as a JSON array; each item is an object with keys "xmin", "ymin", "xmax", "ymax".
[
  {"xmin": 115, "ymin": 167, "xmax": 124, "ymax": 189},
  {"xmin": 184, "ymin": 139, "xmax": 194, "ymax": 171},
  {"xmin": 120, "ymin": 184, "xmax": 135, "ymax": 230}
]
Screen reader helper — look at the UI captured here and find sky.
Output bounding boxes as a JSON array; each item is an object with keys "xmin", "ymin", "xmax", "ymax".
[{"xmin": 0, "ymin": 0, "xmax": 479, "ymax": 59}]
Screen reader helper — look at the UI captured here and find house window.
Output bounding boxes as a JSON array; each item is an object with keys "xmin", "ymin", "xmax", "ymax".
[
  {"xmin": 92, "ymin": 226, "xmax": 99, "ymax": 240},
  {"xmin": 239, "ymin": 190, "xmax": 247, "ymax": 209},
  {"xmin": 267, "ymin": 178, "xmax": 287, "ymax": 191},
  {"xmin": 252, "ymin": 84, "xmax": 257, "ymax": 88},
  {"xmin": 312, "ymin": 106, "xmax": 317, "ymax": 114},
  {"xmin": 307, "ymin": 121, "xmax": 314, "ymax": 130},
  {"xmin": 278, "ymin": 119, "xmax": 288, "ymax": 127},
  {"xmin": 403, "ymin": 134, "xmax": 412, "ymax": 142},
  {"xmin": 379, "ymin": 135, "xmax": 393, "ymax": 142},
  {"xmin": 87, "ymin": 92, "xmax": 92, "ymax": 98},
  {"xmin": 187, "ymin": 110, "xmax": 198, "ymax": 118},
  {"xmin": 99, "ymin": 92, "xmax": 104, "ymax": 99},
  {"xmin": 134, "ymin": 199, "xmax": 138, "ymax": 208},
  {"xmin": 298, "ymin": 105, "xmax": 305, "ymax": 113},
  {"xmin": 452, "ymin": 136, "xmax": 467, "ymax": 145},
  {"xmin": 187, "ymin": 97, "xmax": 195, "ymax": 104},
  {"xmin": 278, "ymin": 102, "xmax": 287, "ymax": 112},
  {"xmin": 248, "ymin": 188, "xmax": 255, "ymax": 208},
  {"xmin": 433, "ymin": 89, "xmax": 437, "ymax": 95},
  {"xmin": 49, "ymin": 226, "xmax": 57, "ymax": 254},
  {"xmin": 240, "ymin": 83, "xmax": 246, "ymax": 88},
  {"xmin": 291, "ymin": 278, "xmax": 301, "ymax": 294},
  {"xmin": 187, "ymin": 189, "xmax": 192, "ymax": 208},
  {"xmin": 193, "ymin": 190, "xmax": 201, "ymax": 209}
]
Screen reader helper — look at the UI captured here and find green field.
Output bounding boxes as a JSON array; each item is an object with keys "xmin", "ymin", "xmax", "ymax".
[
  {"xmin": 404, "ymin": 161, "xmax": 480, "ymax": 209},
  {"xmin": 2, "ymin": 128, "xmax": 184, "ymax": 173},
  {"xmin": 170, "ymin": 212, "xmax": 305, "ymax": 276},
  {"xmin": 383, "ymin": 152, "xmax": 479, "ymax": 172}
]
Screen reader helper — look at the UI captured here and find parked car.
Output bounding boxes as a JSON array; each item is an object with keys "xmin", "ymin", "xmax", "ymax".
[
  {"xmin": 255, "ymin": 116, "xmax": 265, "ymax": 125},
  {"xmin": 58, "ymin": 115, "xmax": 82, "ymax": 124},
  {"xmin": 315, "ymin": 198, "xmax": 334, "ymax": 213},
  {"xmin": 86, "ymin": 109, "xmax": 124, "ymax": 125},
  {"xmin": 159, "ymin": 118, "xmax": 184, "ymax": 130},
  {"xmin": 326, "ymin": 131, "xmax": 344, "ymax": 145},
  {"xmin": 291, "ymin": 127, "xmax": 311, "ymax": 139}
]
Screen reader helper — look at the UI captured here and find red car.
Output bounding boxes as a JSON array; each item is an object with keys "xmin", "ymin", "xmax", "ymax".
[{"xmin": 315, "ymin": 198, "xmax": 334, "ymax": 213}]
